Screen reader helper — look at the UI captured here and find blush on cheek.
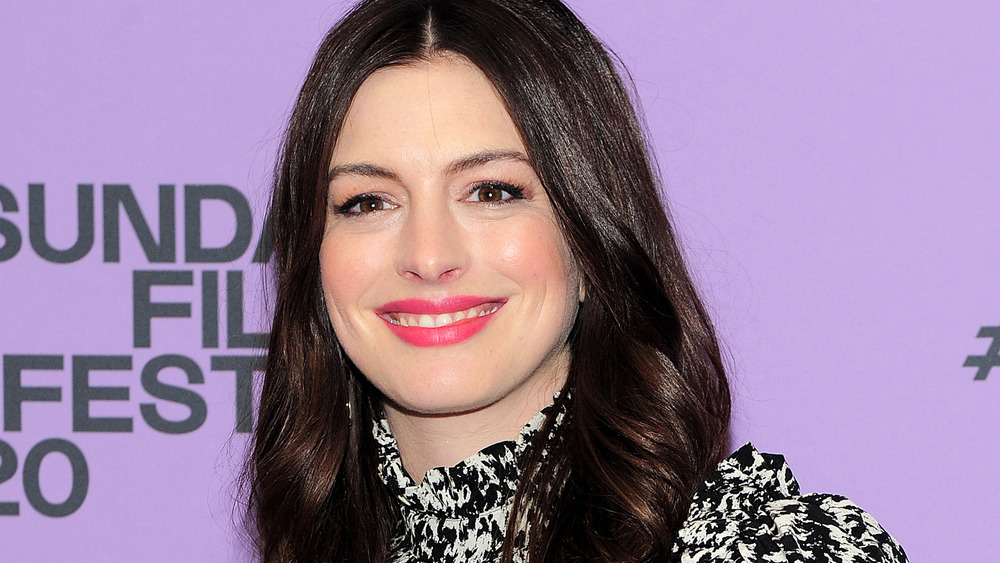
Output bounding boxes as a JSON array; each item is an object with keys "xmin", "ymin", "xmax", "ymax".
[
  {"xmin": 501, "ymin": 244, "xmax": 551, "ymax": 284},
  {"xmin": 499, "ymin": 224, "xmax": 564, "ymax": 265},
  {"xmin": 496, "ymin": 237, "xmax": 523, "ymax": 267}
]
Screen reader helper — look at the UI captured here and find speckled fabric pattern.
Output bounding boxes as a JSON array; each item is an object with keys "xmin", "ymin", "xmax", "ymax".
[
  {"xmin": 673, "ymin": 444, "xmax": 908, "ymax": 562},
  {"xmin": 375, "ymin": 408, "xmax": 907, "ymax": 563},
  {"xmin": 374, "ymin": 404, "xmax": 559, "ymax": 562}
]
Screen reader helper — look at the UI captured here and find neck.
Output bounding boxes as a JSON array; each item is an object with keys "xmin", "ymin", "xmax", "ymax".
[{"xmin": 385, "ymin": 370, "xmax": 565, "ymax": 483}]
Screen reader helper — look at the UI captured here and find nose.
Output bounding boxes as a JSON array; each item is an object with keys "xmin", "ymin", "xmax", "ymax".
[{"xmin": 395, "ymin": 199, "xmax": 468, "ymax": 283}]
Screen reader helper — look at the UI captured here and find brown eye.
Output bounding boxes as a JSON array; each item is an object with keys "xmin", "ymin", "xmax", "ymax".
[
  {"xmin": 476, "ymin": 186, "xmax": 504, "ymax": 202},
  {"xmin": 469, "ymin": 182, "xmax": 524, "ymax": 203},
  {"xmin": 357, "ymin": 197, "xmax": 384, "ymax": 213},
  {"xmin": 335, "ymin": 193, "xmax": 395, "ymax": 216}
]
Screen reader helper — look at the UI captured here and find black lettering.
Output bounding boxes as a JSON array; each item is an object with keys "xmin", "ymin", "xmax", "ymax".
[
  {"xmin": 0, "ymin": 439, "xmax": 18, "ymax": 516},
  {"xmin": 202, "ymin": 270, "xmax": 219, "ymax": 348},
  {"xmin": 0, "ymin": 184, "xmax": 21, "ymax": 262},
  {"xmin": 210, "ymin": 355, "xmax": 262, "ymax": 433},
  {"xmin": 226, "ymin": 270, "xmax": 268, "ymax": 348},
  {"xmin": 103, "ymin": 184, "xmax": 176, "ymax": 263},
  {"xmin": 28, "ymin": 183, "xmax": 94, "ymax": 263},
  {"xmin": 251, "ymin": 209, "xmax": 273, "ymax": 264},
  {"xmin": 132, "ymin": 270, "xmax": 193, "ymax": 348},
  {"xmin": 184, "ymin": 184, "xmax": 252, "ymax": 263},
  {"xmin": 71, "ymin": 355, "xmax": 133, "ymax": 433},
  {"xmin": 22, "ymin": 439, "xmax": 88, "ymax": 517},
  {"xmin": 3, "ymin": 355, "xmax": 63, "ymax": 431},
  {"xmin": 140, "ymin": 354, "xmax": 206, "ymax": 434}
]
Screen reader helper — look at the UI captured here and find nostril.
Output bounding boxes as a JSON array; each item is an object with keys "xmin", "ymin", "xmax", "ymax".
[
  {"xmin": 400, "ymin": 264, "xmax": 462, "ymax": 283},
  {"xmin": 396, "ymin": 216, "xmax": 468, "ymax": 282}
]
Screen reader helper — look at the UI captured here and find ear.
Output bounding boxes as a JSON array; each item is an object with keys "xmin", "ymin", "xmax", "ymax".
[{"xmin": 578, "ymin": 277, "xmax": 586, "ymax": 303}]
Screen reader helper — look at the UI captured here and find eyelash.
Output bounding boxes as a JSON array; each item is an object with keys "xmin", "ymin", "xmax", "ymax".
[
  {"xmin": 334, "ymin": 193, "xmax": 391, "ymax": 217},
  {"xmin": 466, "ymin": 181, "xmax": 526, "ymax": 204},
  {"xmin": 332, "ymin": 181, "xmax": 526, "ymax": 217}
]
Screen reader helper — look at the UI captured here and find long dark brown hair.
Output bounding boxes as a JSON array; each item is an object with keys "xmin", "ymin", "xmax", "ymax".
[{"xmin": 247, "ymin": 0, "xmax": 730, "ymax": 561}]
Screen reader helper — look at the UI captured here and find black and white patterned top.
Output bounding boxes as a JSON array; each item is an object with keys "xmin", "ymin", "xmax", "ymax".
[
  {"xmin": 672, "ymin": 445, "xmax": 908, "ymax": 562},
  {"xmin": 374, "ymin": 405, "xmax": 907, "ymax": 562}
]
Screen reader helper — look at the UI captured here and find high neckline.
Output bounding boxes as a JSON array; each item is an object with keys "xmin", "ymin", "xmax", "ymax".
[{"xmin": 373, "ymin": 400, "xmax": 561, "ymax": 518}]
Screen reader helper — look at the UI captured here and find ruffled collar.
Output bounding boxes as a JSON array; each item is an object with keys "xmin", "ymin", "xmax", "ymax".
[
  {"xmin": 373, "ymin": 401, "xmax": 562, "ymax": 519},
  {"xmin": 673, "ymin": 442, "xmax": 802, "ymax": 555},
  {"xmin": 691, "ymin": 443, "xmax": 799, "ymax": 512}
]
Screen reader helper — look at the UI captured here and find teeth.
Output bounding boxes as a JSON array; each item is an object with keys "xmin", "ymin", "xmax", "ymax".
[{"xmin": 388, "ymin": 303, "xmax": 501, "ymax": 329}]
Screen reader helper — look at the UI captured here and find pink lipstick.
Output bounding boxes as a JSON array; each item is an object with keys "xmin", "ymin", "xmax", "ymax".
[{"xmin": 375, "ymin": 296, "xmax": 506, "ymax": 347}]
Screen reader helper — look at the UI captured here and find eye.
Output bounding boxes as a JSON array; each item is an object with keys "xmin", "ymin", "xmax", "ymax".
[
  {"xmin": 468, "ymin": 181, "xmax": 525, "ymax": 203},
  {"xmin": 352, "ymin": 197, "xmax": 385, "ymax": 213},
  {"xmin": 335, "ymin": 194, "xmax": 395, "ymax": 216}
]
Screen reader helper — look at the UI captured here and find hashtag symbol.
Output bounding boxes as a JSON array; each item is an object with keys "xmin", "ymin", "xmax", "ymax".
[{"xmin": 964, "ymin": 325, "xmax": 1000, "ymax": 380}]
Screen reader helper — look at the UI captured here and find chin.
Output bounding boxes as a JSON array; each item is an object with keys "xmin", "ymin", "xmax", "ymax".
[{"xmin": 383, "ymin": 385, "xmax": 499, "ymax": 418}]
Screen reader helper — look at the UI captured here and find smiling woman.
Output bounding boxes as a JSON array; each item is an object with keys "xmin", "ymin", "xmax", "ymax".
[
  {"xmin": 320, "ymin": 58, "xmax": 581, "ymax": 478},
  {"xmin": 244, "ymin": 0, "xmax": 907, "ymax": 562}
]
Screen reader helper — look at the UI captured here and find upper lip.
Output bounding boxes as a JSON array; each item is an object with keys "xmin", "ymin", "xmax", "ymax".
[{"xmin": 375, "ymin": 296, "xmax": 507, "ymax": 315}]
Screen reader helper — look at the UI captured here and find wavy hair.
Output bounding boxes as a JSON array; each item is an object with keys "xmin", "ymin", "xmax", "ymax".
[{"xmin": 246, "ymin": 0, "xmax": 730, "ymax": 561}]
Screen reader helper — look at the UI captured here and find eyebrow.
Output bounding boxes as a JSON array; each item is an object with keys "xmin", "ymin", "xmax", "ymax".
[
  {"xmin": 327, "ymin": 149, "xmax": 531, "ymax": 183},
  {"xmin": 445, "ymin": 149, "xmax": 530, "ymax": 175},
  {"xmin": 327, "ymin": 162, "xmax": 399, "ymax": 183}
]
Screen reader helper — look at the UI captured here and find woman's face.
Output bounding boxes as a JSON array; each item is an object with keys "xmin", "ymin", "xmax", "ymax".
[{"xmin": 320, "ymin": 56, "xmax": 581, "ymax": 421}]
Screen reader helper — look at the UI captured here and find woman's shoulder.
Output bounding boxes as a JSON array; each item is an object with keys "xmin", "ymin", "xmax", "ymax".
[{"xmin": 672, "ymin": 443, "xmax": 908, "ymax": 563}]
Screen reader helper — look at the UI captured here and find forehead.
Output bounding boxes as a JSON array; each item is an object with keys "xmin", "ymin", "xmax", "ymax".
[{"xmin": 331, "ymin": 56, "xmax": 527, "ymax": 167}]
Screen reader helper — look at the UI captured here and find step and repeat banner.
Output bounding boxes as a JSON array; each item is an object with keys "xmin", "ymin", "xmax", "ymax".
[{"xmin": 2, "ymin": 1, "xmax": 997, "ymax": 561}]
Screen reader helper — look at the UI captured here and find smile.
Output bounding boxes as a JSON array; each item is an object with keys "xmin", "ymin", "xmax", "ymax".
[
  {"xmin": 376, "ymin": 297, "xmax": 506, "ymax": 347},
  {"xmin": 382, "ymin": 303, "xmax": 501, "ymax": 328}
]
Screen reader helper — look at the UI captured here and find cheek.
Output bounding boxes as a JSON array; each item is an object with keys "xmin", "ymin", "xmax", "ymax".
[
  {"xmin": 319, "ymin": 236, "xmax": 373, "ymax": 329},
  {"xmin": 495, "ymin": 219, "xmax": 576, "ymax": 289},
  {"xmin": 319, "ymin": 237, "xmax": 345, "ymax": 300}
]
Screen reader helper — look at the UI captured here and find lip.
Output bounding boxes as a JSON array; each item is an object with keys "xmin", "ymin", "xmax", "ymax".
[
  {"xmin": 375, "ymin": 296, "xmax": 506, "ymax": 316},
  {"xmin": 376, "ymin": 296, "xmax": 507, "ymax": 347}
]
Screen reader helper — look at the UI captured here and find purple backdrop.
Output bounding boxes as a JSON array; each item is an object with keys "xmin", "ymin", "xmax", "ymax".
[{"xmin": 2, "ymin": 1, "xmax": 998, "ymax": 560}]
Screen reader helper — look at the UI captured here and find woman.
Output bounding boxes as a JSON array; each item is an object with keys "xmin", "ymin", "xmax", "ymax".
[{"xmin": 246, "ymin": 0, "xmax": 907, "ymax": 561}]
